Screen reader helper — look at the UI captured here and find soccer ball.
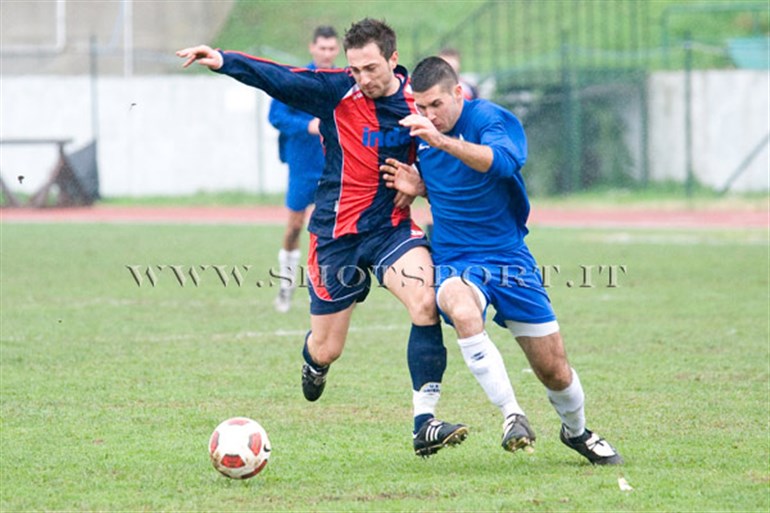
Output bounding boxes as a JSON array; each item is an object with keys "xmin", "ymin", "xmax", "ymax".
[{"xmin": 208, "ymin": 417, "xmax": 271, "ymax": 479}]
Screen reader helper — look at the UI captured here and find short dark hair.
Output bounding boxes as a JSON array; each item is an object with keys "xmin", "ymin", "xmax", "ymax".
[
  {"xmin": 411, "ymin": 56, "xmax": 459, "ymax": 93},
  {"xmin": 343, "ymin": 18, "xmax": 396, "ymax": 59},
  {"xmin": 313, "ymin": 25, "xmax": 338, "ymax": 43}
]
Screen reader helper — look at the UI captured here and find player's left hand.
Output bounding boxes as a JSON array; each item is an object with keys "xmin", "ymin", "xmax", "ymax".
[
  {"xmin": 393, "ymin": 191, "xmax": 416, "ymax": 209},
  {"xmin": 399, "ymin": 114, "xmax": 444, "ymax": 148}
]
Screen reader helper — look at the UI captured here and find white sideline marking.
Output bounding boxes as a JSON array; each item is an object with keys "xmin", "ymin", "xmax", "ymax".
[
  {"xmin": 136, "ymin": 324, "xmax": 405, "ymax": 343},
  {"xmin": 2, "ymin": 324, "xmax": 412, "ymax": 344},
  {"xmin": 596, "ymin": 232, "xmax": 768, "ymax": 246}
]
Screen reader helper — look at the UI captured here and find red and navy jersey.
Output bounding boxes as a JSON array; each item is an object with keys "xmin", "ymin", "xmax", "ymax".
[{"xmin": 216, "ymin": 51, "xmax": 418, "ymax": 239}]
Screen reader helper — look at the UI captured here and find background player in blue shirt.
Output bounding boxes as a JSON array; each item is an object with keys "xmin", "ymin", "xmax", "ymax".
[
  {"xmin": 177, "ymin": 20, "xmax": 467, "ymax": 457},
  {"xmin": 269, "ymin": 26, "xmax": 339, "ymax": 314},
  {"xmin": 381, "ymin": 56, "xmax": 623, "ymax": 465},
  {"xmin": 438, "ymin": 47, "xmax": 478, "ymax": 101}
]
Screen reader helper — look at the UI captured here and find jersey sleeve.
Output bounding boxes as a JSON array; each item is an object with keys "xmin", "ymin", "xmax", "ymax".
[
  {"xmin": 216, "ymin": 50, "xmax": 343, "ymax": 118},
  {"xmin": 478, "ymin": 103, "xmax": 528, "ymax": 179},
  {"xmin": 268, "ymin": 99, "xmax": 313, "ymax": 136}
]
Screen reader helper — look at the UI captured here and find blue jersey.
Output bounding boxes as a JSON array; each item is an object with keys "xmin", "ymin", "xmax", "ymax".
[
  {"xmin": 268, "ymin": 62, "xmax": 324, "ymax": 184},
  {"xmin": 416, "ymin": 99, "xmax": 530, "ymax": 263},
  {"xmin": 268, "ymin": 61, "xmax": 325, "ymax": 211},
  {"xmin": 216, "ymin": 51, "xmax": 418, "ymax": 239}
]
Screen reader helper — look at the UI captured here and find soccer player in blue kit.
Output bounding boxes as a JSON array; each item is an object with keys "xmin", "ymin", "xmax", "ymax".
[
  {"xmin": 177, "ymin": 20, "xmax": 467, "ymax": 457},
  {"xmin": 381, "ymin": 57, "xmax": 623, "ymax": 465},
  {"xmin": 269, "ymin": 26, "xmax": 339, "ymax": 314}
]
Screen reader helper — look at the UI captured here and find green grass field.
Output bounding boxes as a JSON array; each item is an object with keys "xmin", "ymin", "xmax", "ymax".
[{"xmin": 1, "ymin": 221, "xmax": 768, "ymax": 511}]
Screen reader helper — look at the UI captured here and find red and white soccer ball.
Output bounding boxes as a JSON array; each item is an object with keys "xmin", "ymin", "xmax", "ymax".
[{"xmin": 208, "ymin": 417, "xmax": 271, "ymax": 479}]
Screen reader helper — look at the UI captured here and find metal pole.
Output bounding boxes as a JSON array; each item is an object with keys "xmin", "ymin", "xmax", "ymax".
[
  {"xmin": 640, "ymin": 76, "xmax": 649, "ymax": 186},
  {"xmin": 561, "ymin": 29, "xmax": 579, "ymax": 193},
  {"xmin": 662, "ymin": 10, "xmax": 669, "ymax": 69},
  {"xmin": 508, "ymin": 0, "xmax": 515, "ymax": 71},
  {"xmin": 472, "ymin": 10, "xmax": 480, "ymax": 73},
  {"xmin": 684, "ymin": 32, "xmax": 694, "ymax": 197},
  {"xmin": 123, "ymin": 0, "xmax": 133, "ymax": 77},
  {"xmin": 256, "ymin": 92, "xmax": 265, "ymax": 196},
  {"xmin": 491, "ymin": 1, "xmax": 499, "ymax": 77},
  {"xmin": 719, "ymin": 133, "xmax": 770, "ymax": 194},
  {"xmin": 55, "ymin": 0, "xmax": 67, "ymax": 52},
  {"xmin": 89, "ymin": 35, "xmax": 99, "ymax": 142}
]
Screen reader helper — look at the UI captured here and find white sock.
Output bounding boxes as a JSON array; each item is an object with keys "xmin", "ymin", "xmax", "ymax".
[
  {"xmin": 457, "ymin": 331, "xmax": 524, "ymax": 419},
  {"xmin": 413, "ymin": 382, "xmax": 441, "ymax": 418},
  {"xmin": 277, "ymin": 249, "xmax": 301, "ymax": 291},
  {"xmin": 546, "ymin": 368, "xmax": 586, "ymax": 438}
]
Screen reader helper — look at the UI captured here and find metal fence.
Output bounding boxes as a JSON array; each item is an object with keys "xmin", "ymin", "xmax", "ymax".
[{"xmin": 415, "ymin": 0, "xmax": 769, "ymax": 195}]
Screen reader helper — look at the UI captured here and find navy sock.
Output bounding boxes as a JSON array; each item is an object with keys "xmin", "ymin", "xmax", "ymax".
[
  {"xmin": 408, "ymin": 323, "xmax": 446, "ymax": 433},
  {"xmin": 414, "ymin": 413, "xmax": 433, "ymax": 433},
  {"xmin": 302, "ymin": 331, "xmax": 327, "ymax": 372},
  {"xmin": 407, "ymin": 323, "xmax": 446, "ymax": 389}
]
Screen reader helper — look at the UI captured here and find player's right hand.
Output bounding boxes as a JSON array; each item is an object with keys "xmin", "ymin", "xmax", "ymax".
[
  {"xmin": 176, "ymin": 45, "xmax": 224, "ymax": 70},
  {"xmin": 380, "ymin": 158, "xmax": 426, "ymax": 198}
]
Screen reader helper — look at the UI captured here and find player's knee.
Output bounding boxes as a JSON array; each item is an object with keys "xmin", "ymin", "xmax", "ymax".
[
  {"xmin": 439, "ymin": 289, "xmax": 482, "ymax": 335},
  {"xmin": 407, "ymin": 289, "xmax": 439, "ymax": 325},
  {"xmin": 288, "ymin": 218, "xmax": 304, "ymax": 232},
  {"xmin": 447, "ymin": 303, "xmax": 484, "ymax": 336},
  {"xmin": 534, "ymin": 361, "xmax": 572, "ymax": 390},
  {"xmin": 286, "ymin": 226, "xmax": 302, "ymax": 243}
]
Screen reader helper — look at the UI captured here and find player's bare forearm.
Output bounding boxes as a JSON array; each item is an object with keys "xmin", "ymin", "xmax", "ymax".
[
  {"xmin": 434, "ymin": 134, "xmax": 494, "ymax": 173},
  {"xmin": 400, "ymin": 114, "xmax": 493, "ymax": 172}
]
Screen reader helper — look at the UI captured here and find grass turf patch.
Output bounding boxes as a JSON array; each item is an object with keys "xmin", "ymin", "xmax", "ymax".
[{"xmin": 1, "ymin": 223, "xmax": 768, "ymax": 511}]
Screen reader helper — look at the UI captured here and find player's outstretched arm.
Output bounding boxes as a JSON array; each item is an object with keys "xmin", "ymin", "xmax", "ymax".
[
  {"xmin": 176, "ymin": 45, "xmax": 223, "ymax": 70},
  {"xmin": 195, "ymin": 50, "xmax": 338, "ymax": 119}
]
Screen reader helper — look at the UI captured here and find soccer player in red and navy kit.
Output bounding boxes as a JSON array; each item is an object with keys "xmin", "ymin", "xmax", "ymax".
[
  {"xmin": 177, "ymin": 19, "xmax": 467, "ymax": 457},
  {"xmin": 382, "ymin": 57, "xmax": 623, "ymax": 465}
]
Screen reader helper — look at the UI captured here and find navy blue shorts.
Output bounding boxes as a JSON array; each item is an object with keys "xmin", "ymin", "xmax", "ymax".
[{"xmin": 307, "ymin": 221, "xmax": 429, "ymax": 315}]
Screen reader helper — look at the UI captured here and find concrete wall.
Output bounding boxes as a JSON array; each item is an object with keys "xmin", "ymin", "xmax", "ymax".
[
  {"xmin": 648, "ymin": 70, "xmax": 769, "ymax": 192},
  {"xmin": 1, "ymin": 70, "xmax": 768, "ymax": 198},
  {"xmin": 0, "ymin": 75, "xmax": 286, "ymax": 197},
  {"xmin": 0, "ymin": 0, "xmax": 235, "ymax": 75}
]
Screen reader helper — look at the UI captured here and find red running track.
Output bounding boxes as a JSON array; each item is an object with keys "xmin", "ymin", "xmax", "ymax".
[{"xmin": 1, "ymin": 205, "xmax": 767, "ymax": 229}]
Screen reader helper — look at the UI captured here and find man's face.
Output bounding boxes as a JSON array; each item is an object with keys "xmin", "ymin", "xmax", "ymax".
[
  {"xmin": 346, "ymin": 42, "xmax": 399, "ymax": 99},
  {"xmin": 310, "ymin": 36, "xmax": 340, "ymax": 69},
  {"xmin": 413, "ymin": 82, "xmax": 464, "ymax": 133}
]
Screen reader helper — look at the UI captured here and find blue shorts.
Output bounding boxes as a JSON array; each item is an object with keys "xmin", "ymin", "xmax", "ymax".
[
  {"xmin": 434, "ymin": 245, "xmax": 556, "ymax": 328},
  {"xmin": 285, "ymin": 175, "xmax": 320, "ymax": 212},
  {"xmin": 307, "ymin": 221, "xmax": 430, "ymax": 315}
]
